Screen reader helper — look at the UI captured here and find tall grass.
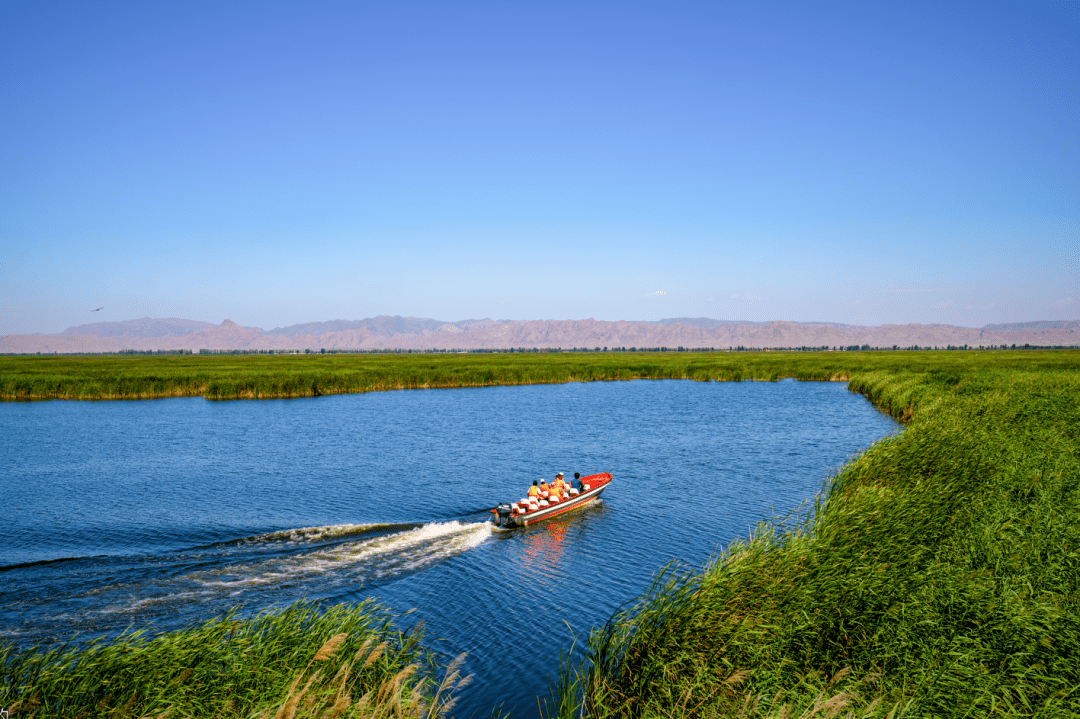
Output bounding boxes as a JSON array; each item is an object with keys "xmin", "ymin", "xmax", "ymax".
[
  {"xmin": 5, "ymin": 351, "xmax": 1079, "ymax": 715},
  {"xmin": 0, "ymin": 600, "xmax": 472, "ymax": 718},
  {"xmin": 550, "ymin": 365, "xmax": 1080, "ymax": 717},
  {"xmin": 2, "ymin": 351, "xmax": 1078, "ymax": 400}
]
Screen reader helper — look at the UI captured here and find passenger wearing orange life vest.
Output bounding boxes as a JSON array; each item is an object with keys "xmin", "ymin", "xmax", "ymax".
[
  {"xmin": 528, "ymin": 481, "xmax": 540, "ymax": 500},
  {"xmin": 552, "ymin": 473, "xmax": 566, "ymax": 498},
  {"xmin": 539, "ymin": 480, "xmax": 551, "ymax": 498}
]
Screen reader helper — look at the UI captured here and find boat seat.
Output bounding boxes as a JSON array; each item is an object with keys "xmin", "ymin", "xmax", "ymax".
[{"xmin": 568, "ymin": 488, "xmax": 579, "ymax": 496}]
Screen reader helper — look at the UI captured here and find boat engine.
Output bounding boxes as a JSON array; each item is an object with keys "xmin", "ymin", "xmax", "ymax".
[{"xmin": 494, "ymin": 502, "xmax": 514, "ymax": 528}]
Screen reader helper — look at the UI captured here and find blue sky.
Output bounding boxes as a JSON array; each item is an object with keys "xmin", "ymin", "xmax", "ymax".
[{"xmin": 2, "ymin": 0, "xmax": 1077, "ymax": 334}]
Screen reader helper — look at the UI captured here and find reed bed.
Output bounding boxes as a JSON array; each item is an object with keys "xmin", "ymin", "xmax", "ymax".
[
  {"xmin": 0, "ymin": 600, "xmax": 472, "ymax": 718},
  {"xmin": 2, "ymin": 351, "xmax": 1078, "ymax": 401},
  {"xmin": 6, "ymin": 351, "xmax": 1079, "ymax": 715},
  {"xmin": 550, "ymin": 364, "xmax": 1080, "ymax": 718}
]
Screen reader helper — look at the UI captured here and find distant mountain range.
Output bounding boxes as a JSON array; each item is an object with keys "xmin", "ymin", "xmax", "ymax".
[
  {"xmin": 3, "ymin": 316, "xmax": 1078, "ymax": 354},
  {"xmin": 982, "ymin": 320, "xmax": 1077, "ymax": 332},
  {"xmin": 263, "ymin": 317, "xmax": 506, "ymax": 337},
  {"xmin": 649, "ymin": 317, "xmax": 849, "ymax": 329},
  {"xmin": 59, "ymin": 317, "xmax": 218, "ymax": 338}
]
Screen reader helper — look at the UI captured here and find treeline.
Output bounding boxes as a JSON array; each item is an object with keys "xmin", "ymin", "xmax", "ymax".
[{"xmin": 4, "ymin": 342, "xmax": 1071, "ymax": 359}]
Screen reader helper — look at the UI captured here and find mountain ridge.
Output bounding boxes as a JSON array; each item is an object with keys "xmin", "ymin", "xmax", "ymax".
[
  {"xmin": 60, "ymin": 317, "xmax": 219, "ymax": 337},
  {"xmin": 4, "ymin": 316, "xmax": 1079, "ymax": 353}
]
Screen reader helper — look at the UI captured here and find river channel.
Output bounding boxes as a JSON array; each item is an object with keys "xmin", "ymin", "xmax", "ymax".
[{"xmin": 0, "ymin": 378, "xmax": 899, "ymax": 717}]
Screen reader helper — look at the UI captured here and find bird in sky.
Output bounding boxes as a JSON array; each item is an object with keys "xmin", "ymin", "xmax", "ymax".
[{"xmin": 91, "ymin": 307, "xmax": 104, "ymax": 312}]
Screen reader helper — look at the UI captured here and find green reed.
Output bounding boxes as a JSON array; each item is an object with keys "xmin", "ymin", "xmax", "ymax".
[
  {"xmin": 550, "ymin": 362, "xmax": 1080, "ymax": 717},
  {"xmin": 0, "ymin": 600, "xmax": 472, "ymax": 718},
  {"xmin": 5, "ymin": 351, "xmax": 1080, "ymax": 716},
  {"xmin": 3, "ymin": 350, "xmax": 1078, "ymax": 401}
]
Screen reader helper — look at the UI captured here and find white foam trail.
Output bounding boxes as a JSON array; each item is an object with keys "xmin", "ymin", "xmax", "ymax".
[
  {"xmin": 106, "ymin": 591, "xmax": 203, "ymax": 612},
  {"xmin": 9, "ymin": 522, "xmax": 494, "ymax": 637},
  {"xmin": 232, "ymin": 523, "xmax": 401, "ymax": 546},
  {"xmin": 192, "ymin": 521, "xmax": 491, "ymax": 590},
  {"xmin": 83, "ymin": 522, "xmax": 493, "ymax": 618}
]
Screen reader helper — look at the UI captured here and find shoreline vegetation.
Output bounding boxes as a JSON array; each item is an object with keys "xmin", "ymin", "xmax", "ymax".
[
  {"xmin": 0, "ymin": 601, "xmax": 471, "ymax": 718},
  {"xmin": 3, "ymin": 351, "xmax": 1078, "ymax": 717},
  {"xmin": 1, "ymin": 350, "xmax": 1077, "ymax": 401},
  {"xmin": 552, "ymin": 356, "xmax": 1080, "ymax": 718}
]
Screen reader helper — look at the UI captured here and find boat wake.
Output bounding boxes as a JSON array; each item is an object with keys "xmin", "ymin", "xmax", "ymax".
[
  {"xmin": 0, "ymin": 521, "xmax": 493, "ymax": 646},
  {"xmin": 199, "ymin": 522, "xmax": 424, "ymax": 550},
  {"xmin": 191, "ymin": 520, "xmax": 492, "ymax": 591}
]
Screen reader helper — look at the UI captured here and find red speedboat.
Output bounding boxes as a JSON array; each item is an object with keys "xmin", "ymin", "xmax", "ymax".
[{"xmin": 491, "ymin": 473, "xmax": 612, "ymax": 529}]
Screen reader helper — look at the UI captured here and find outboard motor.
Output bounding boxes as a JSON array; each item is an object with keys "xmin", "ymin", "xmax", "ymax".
[{"xmin": 494, "ymin": 502, "xmax": 514, "ymax": 528}]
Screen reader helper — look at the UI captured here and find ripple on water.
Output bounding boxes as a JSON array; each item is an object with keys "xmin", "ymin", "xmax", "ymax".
[{"xmin": 0, "ymin": 379, "xmax": 900, "ymax": 718}]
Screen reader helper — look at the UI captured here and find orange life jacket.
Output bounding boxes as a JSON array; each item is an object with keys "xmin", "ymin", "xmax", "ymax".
[{"xmin": 528, "ymin": 485, "xmax": 540, "ymax": 498}]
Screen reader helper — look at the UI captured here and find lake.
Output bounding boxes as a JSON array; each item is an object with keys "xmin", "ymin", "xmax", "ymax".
[{"xmin": 0, "ymin": 378, "xmax": 899, "ymax": 718}]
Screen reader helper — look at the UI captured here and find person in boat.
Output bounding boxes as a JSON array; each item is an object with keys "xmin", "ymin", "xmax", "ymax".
[
  {"xmin": 551, "ymin": 479, "xmax": 564, "ymax": 501},
  {"xmin": 528, "ymin": 481, "xmax": 540, "ymax": 500},
  {"xmin": 539, "ymin": 480, "xmax": 551, "ymax": 498},
  {"xmin": 553, "ymin": 473, "xmax": 566, "ymax": 496}
]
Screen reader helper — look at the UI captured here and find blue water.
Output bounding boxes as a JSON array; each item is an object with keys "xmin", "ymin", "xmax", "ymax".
[{"xmin": 0, "ymin": 379, "xmax": 899, "ymax": 717}]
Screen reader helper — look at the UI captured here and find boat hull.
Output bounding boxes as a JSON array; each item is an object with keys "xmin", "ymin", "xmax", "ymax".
[
  {"xmin": 495, "ymin": 473, "xmax": 612, "ymax": 529},
  {"xmin": 513, "ymin": 486, "xmax": 606, "ymax": 526}
]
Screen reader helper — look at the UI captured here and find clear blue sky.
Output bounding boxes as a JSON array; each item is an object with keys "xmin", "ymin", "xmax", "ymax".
[{"xmin": 2, "ymin": 0, "xmax": 1077, "ymax": 334}]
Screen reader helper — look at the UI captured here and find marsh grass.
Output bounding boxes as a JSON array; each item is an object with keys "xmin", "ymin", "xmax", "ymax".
[
  {"xmin": 5, "ymin": 351, "xmax": 1080, "ymax": 716},
  {"xmin": 551, "ymin": 364, "xmax": 1080, "ymax": 717},
  {"xmin": 0, "ymin": 601, "xmax": 472, "ymax": 718},
  {"xmin": 3, "ymin": 350, "xmax": 1078, "ymax": 401}
]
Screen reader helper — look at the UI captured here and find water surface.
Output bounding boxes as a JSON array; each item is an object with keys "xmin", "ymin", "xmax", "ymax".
[{"xmin": 0, "ymin": 379, "xmax": 899, "ymax": 717}]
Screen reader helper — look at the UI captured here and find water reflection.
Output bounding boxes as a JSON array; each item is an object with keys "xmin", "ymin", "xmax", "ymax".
[{"xmin": 518, "ymin": 517, "xmax": 571, "ymax": 584}]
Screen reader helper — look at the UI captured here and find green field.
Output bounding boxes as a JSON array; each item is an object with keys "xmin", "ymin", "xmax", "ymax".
[
  {"xmin": 2, "ymin": 350, "xmax": 1077, "ymax": 401},
  {"xmin": 3, "ymin": 351, "xmax": 1079, "ymax": 717}
]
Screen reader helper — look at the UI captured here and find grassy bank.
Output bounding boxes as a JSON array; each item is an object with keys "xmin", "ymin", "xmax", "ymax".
[
  {"xmin": 5, "ymin": 352, "xmax": 1079, "ymax": 716},
  {"xmin": 0, "ymin": 600, "xmax": 471, "ymax": 718},
  {"xmin": 2, "ymin": 351, "xmax": 1079, "ymax": 400},
  {"xmin": 551, "ymin": 360, "xmax": 1080, "ymax": 717}
]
